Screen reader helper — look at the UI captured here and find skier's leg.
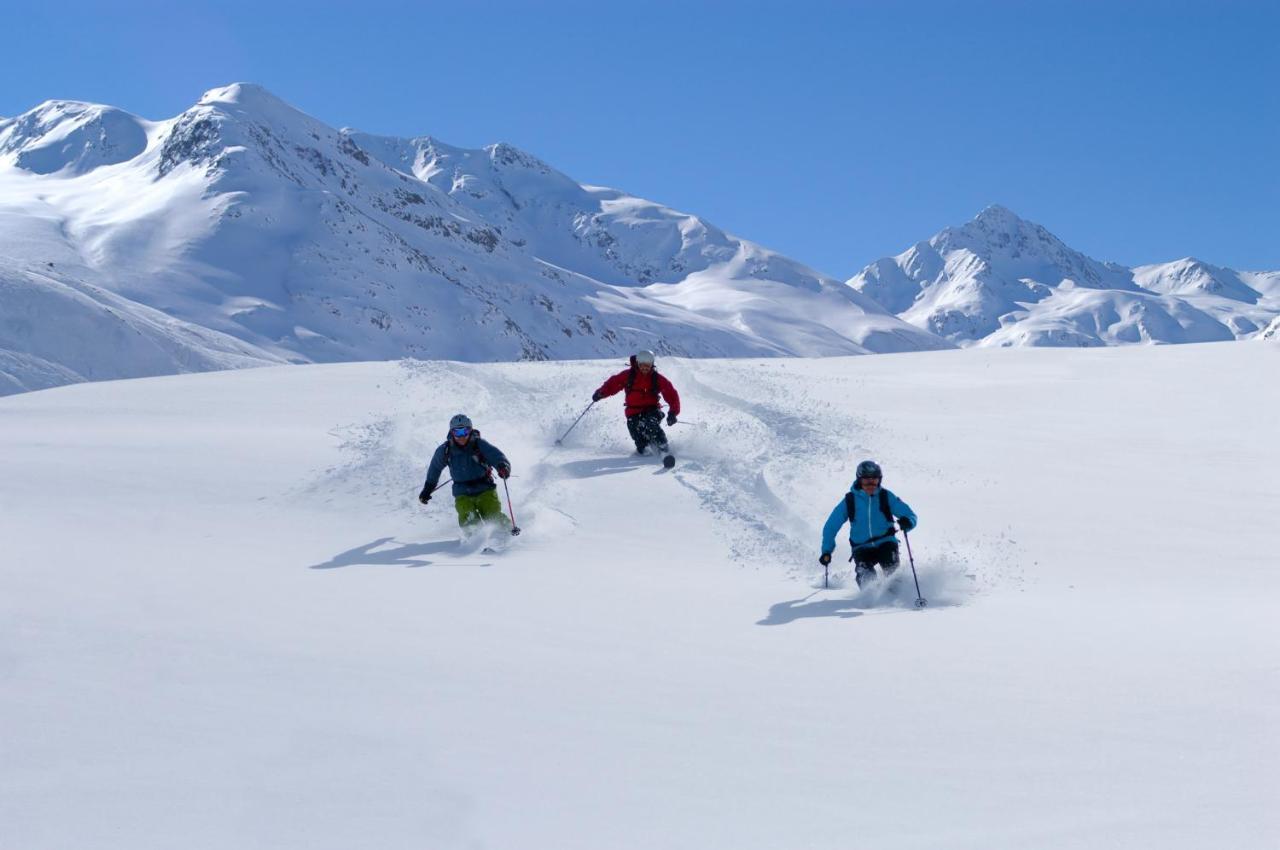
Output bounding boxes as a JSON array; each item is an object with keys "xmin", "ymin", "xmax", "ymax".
[
  {"xmin": 854, "ymin": 561, "xmax": 878, "ymax": 588},
  {"xmin": 454, "ymin": 494, "xmax": 483, "ymax": 527},
  {"xmin": 643, "ymin": 410, "xmax": 669, "ymax": 452},
  {"xmin": 626, "ymin": 414, "xmax": 648, "ymax": 453},
  {"xmin": 474, "ymin": 488, "xmax": 510, "ymax": 529},
  {"xmin": 879, "ymin": 542, "xmax": 901, "ymax": 579}
]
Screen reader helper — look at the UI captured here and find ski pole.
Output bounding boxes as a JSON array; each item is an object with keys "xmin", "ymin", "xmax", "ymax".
[
  {"xmin": 824, "ymin": 559, "xmax": 829, "ymax": 589},
  {"xmin": 902, "ymin": 528, "xmax": 926, "ymax": 608},
  {"xmin": 555, "ymin": 401, "xmax": 596, "ymax": 445},
  {"xmin": 431, "ymin": 477, "xmax": 453, "ymax": 493},
  {"xmin": 502, "ymin": 478, "xmax": 521, "ymax": 536}
]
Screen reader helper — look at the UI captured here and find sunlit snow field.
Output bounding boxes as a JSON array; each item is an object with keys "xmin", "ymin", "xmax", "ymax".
[{"xmin": 2, "ymin": 343, "xmax": 1277, "ymax": 849}]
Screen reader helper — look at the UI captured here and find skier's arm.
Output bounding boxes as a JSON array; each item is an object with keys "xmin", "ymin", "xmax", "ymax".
[
  {"xmin": 888, "ymin": 492, "xmax": 918, "ymax": 531},
  {"xmin": 820, "ymin": 500, "xmax": 848, "ymax": 555},
  {"xmin": 658, "ymin": 374, "xmax": 681, "ymax": 417},
  {"xmin": 422, "ymin": 444, "xmax": 448, "ymax": 491},
  {"xmin": 593, "ymin": 371, "xmax": 627, "ymax": 400},
  {"xmin": 476, "ymin": 439, "xmax": 510, "ymax": 474}
]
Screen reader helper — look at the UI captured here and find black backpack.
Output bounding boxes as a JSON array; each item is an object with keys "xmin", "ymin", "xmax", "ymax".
[
  {"xmin": 846, "ymin": 487, "xmax": 894, "ymax": 525},
  {"xmin": 443, "ymin": 429, "xmax": 491, "ymax": 478},
  {"xmin": 625, "ymin": 366, "xmax": 662, "ymax": 399}
]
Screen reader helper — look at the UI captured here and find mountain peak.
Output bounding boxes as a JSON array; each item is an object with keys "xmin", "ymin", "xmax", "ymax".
[
  {"xmin": 191, "ymin": 83, "xmax": 316, "ymax": 128},
  {"xmin": 197, "ymin": 83, "xmax": 288, "ymax": 110},
  {"xmin": 0, "ymin": 99, "xmax": 149, "ymax": 175},
  {"xmin": 964, "ymin": 204, "xmax": 1052, "ymax": 241},
  {"xmin": 849, "ymin": 206, "xmax": 1276, "ymax": 346},
  {"xmin": 972, "ymin": 204, "xmax": 1022, "ymax": 226}
]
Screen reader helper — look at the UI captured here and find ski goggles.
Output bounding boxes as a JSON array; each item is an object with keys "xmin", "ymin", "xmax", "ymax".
[{"xmin": 452, "ymin": 426, "xmax": 472, "ymax": 438}]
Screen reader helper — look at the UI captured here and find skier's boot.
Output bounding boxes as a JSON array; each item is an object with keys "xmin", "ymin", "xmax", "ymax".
[
  {"xmin": 855, "ymin": 564, "xmax": 878, "ymax": 589},
  {"xmin": 634, "ymin": 440, "xmax": 648, "ymax": 455}
]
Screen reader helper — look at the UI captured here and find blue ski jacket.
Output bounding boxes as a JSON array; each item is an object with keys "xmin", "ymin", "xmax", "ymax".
[
  {"xmin": 423, "ymin": 434, "xmax": 510, "ymax": 498},
  {"xmin": 821, "ymin": 484, "xmax": 918, "ymax": 556}
]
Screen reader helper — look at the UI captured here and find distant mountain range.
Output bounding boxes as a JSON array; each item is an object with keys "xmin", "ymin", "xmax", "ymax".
[
  {"xmin": 1, "ymin": 84, "xmax": 1276, "ymax": 395},
  {"xmin": 847, "ymin": 204, "xmax": 1279, "ymax": 347},
  {"xmin": 0, "ymin": 84, "xmax": 943, "ymax": 395}
]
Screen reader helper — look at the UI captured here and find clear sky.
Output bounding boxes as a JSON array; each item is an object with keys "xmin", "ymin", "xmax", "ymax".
[{"xmin": 4, "ymin": 0, "xmax": 1276, "ymax": 277}]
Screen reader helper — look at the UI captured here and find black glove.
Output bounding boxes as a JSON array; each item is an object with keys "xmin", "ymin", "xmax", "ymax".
[
  {"xmin": 592, "ymin": 391, "xmax": 603, "ymax": 402},
  {"xmin": 898, "ymin": 517, "xmax": 914, "ymax": 532},
  {"xmin": 418, "ymin": 488, "xmax": 432, "ymax": 505},
  {"xmin": 819, "ymin": 552, "xmax": 832, "ymax": 566},
  {"xmin": 497, "ymin": 464, "xmax": 511, "ymax": 479},
  {"xmin": 666, "ymin": 412, "xmax": 677, "ymax": 426}
]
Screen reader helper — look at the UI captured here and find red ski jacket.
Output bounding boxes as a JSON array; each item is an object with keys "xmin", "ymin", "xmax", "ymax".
[{"xmin": 594, "ymin": 358, "xmax": 681, "ymax": 418}]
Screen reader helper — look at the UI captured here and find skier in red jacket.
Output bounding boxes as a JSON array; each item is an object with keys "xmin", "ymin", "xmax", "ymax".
[{"xmin": 592, "ymin": 349, "xmax": 681, "ymax": 457}]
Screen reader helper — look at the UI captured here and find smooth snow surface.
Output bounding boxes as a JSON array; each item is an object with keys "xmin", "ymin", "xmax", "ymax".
[{"xmin": 2, "ymin": 345, "xmax": 1277, "ymax": 849}]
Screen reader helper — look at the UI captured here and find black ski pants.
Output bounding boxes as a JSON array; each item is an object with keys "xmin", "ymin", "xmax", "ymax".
[
  {"xmin": 626, "ymin": 408, "xmax": 668, "ymax": 453},
  {"xmin": 853, "ymin": 540, "xmax": 899, "ymax": 587}
]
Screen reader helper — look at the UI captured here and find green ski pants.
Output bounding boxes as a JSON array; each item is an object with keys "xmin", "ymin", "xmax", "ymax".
[{"xmin": 454, "ymin": 488, "xmax": 509, "ymax": 528}]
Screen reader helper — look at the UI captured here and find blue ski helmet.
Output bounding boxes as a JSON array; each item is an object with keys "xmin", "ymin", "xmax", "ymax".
[{"xmin": 856, "ymin": 459, "xmax": 882, "ymax": 480}]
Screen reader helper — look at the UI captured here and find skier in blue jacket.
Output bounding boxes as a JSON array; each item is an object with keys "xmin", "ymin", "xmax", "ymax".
[{"xmin": 820, "ymin": 459, "xmax": 918, "ymax": 588}]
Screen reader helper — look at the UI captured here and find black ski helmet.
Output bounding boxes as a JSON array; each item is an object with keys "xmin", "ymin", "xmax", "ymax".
[
  {"xmin": 449, "ymin": 413, "xmax": 473, "ymax": 431},
  {"xmin": 856, "ymin": 459, "xmax": 882, "ymax": 480}
]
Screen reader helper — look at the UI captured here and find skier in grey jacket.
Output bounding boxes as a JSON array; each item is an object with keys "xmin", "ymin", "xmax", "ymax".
[{"xmin": 418, "ymin": 414, "xmax": 512, "ymax": 528}]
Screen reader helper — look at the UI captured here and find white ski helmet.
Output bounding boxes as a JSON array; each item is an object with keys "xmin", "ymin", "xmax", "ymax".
[{"xmin": 635, "ymin": 349, "xmax": 656, "ymax": 365}]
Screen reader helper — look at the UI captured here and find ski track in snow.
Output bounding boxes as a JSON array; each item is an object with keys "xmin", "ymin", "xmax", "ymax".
[{"xmin": 299, "ymin": 357, "xmax": 998, "ymax": 608}]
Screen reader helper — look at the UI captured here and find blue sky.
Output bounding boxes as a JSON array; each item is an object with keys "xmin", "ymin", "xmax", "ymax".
[{"xmin": 5, "ymin": 0, "xmax": 1276, "ymax": 276}]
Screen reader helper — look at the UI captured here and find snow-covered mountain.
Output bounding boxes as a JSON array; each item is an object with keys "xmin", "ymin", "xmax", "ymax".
[
  {"xmin": 1262, "ymin": 315, "xmax": 1280, "ymax": 341},
  {"xmin": 0, "ymin": 83, "xmax": 947, "ymax": 395},
  {"xmin": 847, "ymin": 205, "xmax": 1280, "ymax": 347}
]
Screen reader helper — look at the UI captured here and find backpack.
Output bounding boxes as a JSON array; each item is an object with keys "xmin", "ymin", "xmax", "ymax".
[
  {"xmin": 846, "ymin": 487, "xmax": 894, "ymax": 525},
  {"xmin": 624, "ymin": 366, "xmax": 662, "ymax": 399}
]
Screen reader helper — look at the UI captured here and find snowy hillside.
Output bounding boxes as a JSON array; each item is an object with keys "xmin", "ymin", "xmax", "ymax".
[
  {"xmin": 847, "ymin": 205, "xmax": 1280, "ymax": 347},
  {"xmin": 2, "ymin": 345, "xmax": 1277, "ymax": 849},
  {"xmin": 0, "ymin": 84, "xmax": 946, "ymax": 395}
]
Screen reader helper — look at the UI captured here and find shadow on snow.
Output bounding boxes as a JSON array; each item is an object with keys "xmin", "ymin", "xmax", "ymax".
[
  {"xmin": 309, "ymin": 536, "xmax": 472, "ymax": 569},
  {"xmin": 556, "ymin": 454, "xmax": 658, "ymax": 479},
  {"xmin": 757, "ymin": 592, "xmax": 868, "ymax": 625},
  {"xmin": 758, "ymin": 578, "xmax": 954, "ymax": 625}
]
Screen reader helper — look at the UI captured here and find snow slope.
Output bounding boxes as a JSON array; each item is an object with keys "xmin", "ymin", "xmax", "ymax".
[
  {"xmin": 2, "ymin": 345, "xmax": 1277, "ymax": 849},
  {"xmin": 848, "ymin": 205, "xmax": 1280, "ymax": 347},
  {"xmin": 0, "ymin": 83, "xmax": 945, "ymax": 395}
]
